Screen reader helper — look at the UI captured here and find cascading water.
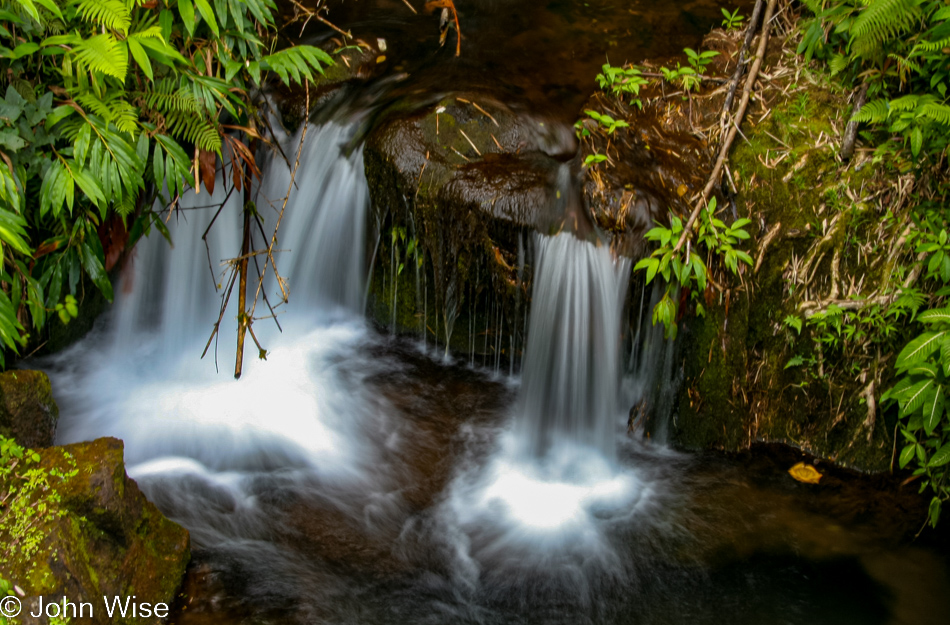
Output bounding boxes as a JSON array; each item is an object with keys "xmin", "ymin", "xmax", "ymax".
[
  {"xmin": 50, "ymin": 121, "xmax": 381, "ymax": 532},
  {"xmin": 515, "ymin": 233, "xmax": 631, "ymax": 459}
]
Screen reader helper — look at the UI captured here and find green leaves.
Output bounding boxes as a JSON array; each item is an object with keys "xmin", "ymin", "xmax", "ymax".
[
  {"xmin": 179, "ymin": 0, "xmax": 196, "ymax": 36},
  {"xmin": 596, "ymin": 62, "xmax": 648, "ymax": 105},
  {"xmin": 74, "ymin": 33, "xmax": 128, "ymax": 80},
  {"xmin": 585, "ymin": 110, "xmax": 629, "ymax": 134},
  {"xmin": 896, "ymin": 331, "xmax": 947, "ymax": 371},
  {"xmin": 635, "ymin": 202, "xmax": 752, "ymax": 338},
  {"xmin": 76, "ymin": 0, "xmax": 131, "ymax": 36},
  {"xmin": 79, "ymin": 237, "xmax": 113, "ymax": 302}
]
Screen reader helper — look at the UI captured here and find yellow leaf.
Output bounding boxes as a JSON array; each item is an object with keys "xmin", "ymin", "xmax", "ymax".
[{"xmin": 788, "ymin": 462, "xmax": 822, "ymax": 484}]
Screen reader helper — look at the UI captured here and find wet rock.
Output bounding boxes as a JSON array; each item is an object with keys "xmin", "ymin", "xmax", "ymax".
[
  {"xmin": 0, "ymin": 437, "xmax": 190, "ymax": 625},
  {"xmin": 0, "ymin": 370, "xmax": 58, "ymax": 449},
  {"xmin": 363, "ymin": 94, "xmax": 571, "ymax": 361}
]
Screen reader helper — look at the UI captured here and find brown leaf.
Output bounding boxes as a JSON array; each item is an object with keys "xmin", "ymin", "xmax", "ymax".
[
  {"xmin": 199, "ymin": 149, "xmax": 217, "ymax": 195},
  {"xmin": 97, "ymin": 214, "xmax": 129, "ymax": 272}
]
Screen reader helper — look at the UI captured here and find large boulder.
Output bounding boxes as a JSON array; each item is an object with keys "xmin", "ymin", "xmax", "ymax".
[
  {"xmin": 0, "ymin": 437, "xmax": 190, "ymax": 625},
  {"xmin": 0, "ymin": 370, "xmax": 58, "ymax": 449}
]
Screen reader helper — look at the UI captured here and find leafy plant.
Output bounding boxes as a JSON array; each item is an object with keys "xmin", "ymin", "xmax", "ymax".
[
  {"xmin": 634, "ymin": 197, "xmax": 752, "ymax": 338},
  {"xmin": 883, "ymin": 305, "xmax": 950, "ymax": 528},
  {"xmin": 0, "ymin": 0, "xmax": 336, "ymax": 367},
  {"xmin": 656, "ymin": 47, "xmax": 718, "ymax": 94},
  {"xmin": 595, "ymin": 62, "xmax": 649, "ymax": 108},
  {"xmin": 585, "ymin": 110, "xmax": 630, "ymax": 134},
  {"xmin": 684, "ymin": 47, "xmax": 720, "ymax": 74},
  {"xmin": 721, "ymin": 7, "xmax": 745, "ymax": 30},
  {"xmin": 584, "ymin": 153, "xmax": 608, "ymax": 166},
  {"xmin": 799, "ymin": 0, "xmax": 950, "ymax": 162}
]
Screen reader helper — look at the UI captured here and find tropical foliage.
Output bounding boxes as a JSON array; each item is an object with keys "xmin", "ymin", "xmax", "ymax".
[
  {"xmin": 0, "ymin": 0, "xmax": 333, "ymax": 365},
  {"xmin": 799, "ymin": 0, "xmax": 950, "ymax": 162},
  {"xmin": 799, "ymin": 0, "xmax": 950, "ymax": 524},
  {"xmin": 634, "ymin": 197, "xmax": 753, "ymax": 339}
]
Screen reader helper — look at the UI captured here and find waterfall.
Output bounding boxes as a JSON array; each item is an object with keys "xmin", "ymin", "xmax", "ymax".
[
  {"xmin": 515, "ymin": 233, "xmax": 630, "ymax": 459},
  {"xmin": 53, "ymin": 121, "xmax": 371, "ymax": 469},
  {"xmin": 110, "ymin": 122, "xmax": 367, "ymax": 358}
]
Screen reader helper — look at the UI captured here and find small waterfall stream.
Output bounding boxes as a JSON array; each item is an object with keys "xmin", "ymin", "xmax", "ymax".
[{"xmin": 516, "ymin": 233, "xmax": 630, "ymax": 459}]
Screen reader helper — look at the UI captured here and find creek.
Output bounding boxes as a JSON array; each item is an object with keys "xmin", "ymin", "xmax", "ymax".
[{"xmin": 38, "ymin": 1, "xmax": 950, "ymax": 624}]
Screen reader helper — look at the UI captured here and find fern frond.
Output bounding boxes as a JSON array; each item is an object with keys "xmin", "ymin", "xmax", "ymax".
[
  {"xmin": 912, "ymin": 35, "xmax": 950, "ymax": 53},
  {"xmin": 165, "ymin": 111, "xmax": 221, "ymax": 153},
  {"xmin": 140, "ymin": 78, "xmax": 201, "ymax": 115},
  {"xmin": 260, "ymin": 45, "xmax": 334, "ymax": 86},
  {"xmin": 887, "ymin": 52, "xmax": 923, "ymax": 74},
  {"xmin": 851, "ymin": 0, "xmax": 922, "ymax": 57},
  {"xmin": 73, "ymin": 33, "xmax": 128, "ymax": 80},
  {"xmin": 829, "ymin": 52, "xmax": 850, "ymax": 75},
  {"xmin": 74, "ymin": 0, "xmax": 131, "ymax": 35},
  {"xmin": 75, "ymin": 92, "xmax": 138, "ymax": 134},
  {"xmin": 890, "ymin": 94, "xmax": 921, "ymax": 111},
  {"xmin": 919, "ymin": 101, "xmax": 950, "ymax": 126},
  {"xmin": 853, "ymin": 97, "xmax": 890, "ymax": 123}
]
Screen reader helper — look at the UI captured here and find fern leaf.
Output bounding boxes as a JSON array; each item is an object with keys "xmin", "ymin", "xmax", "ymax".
[
  {"xmin": 165, "ymin": 111, "xmax": 221, "ymax": 153},
  {"xmin": 890, "ymin": 94, "xmax": 920, "ymax": 111},
  {"xmin": 73, "ymin": 33, "xmax": 128, "ymax": 80},
  {"xmin": 919, "ymin": 101, "xmax": 950, "ymax": 126},
  {"xmin": 75, "ymin": 0, "xmax": 131, "ymax": 35},
  {"xmin": 851, "ymin": 0, "xmax": 922, "ymax": 57},
  {"xmin": 260, "ymin": 46, "xmax": 334, "ymax": 86},
  {"xmin": 829, "ymin": 53, "xmax": 850, "ymax": 75},
  {"xmin": 853, "ymin": 98, "xmax": 889, "ymax": 123}
]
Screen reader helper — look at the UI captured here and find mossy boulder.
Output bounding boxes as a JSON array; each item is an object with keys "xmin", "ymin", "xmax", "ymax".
[
  {"xmin": 648, "ymin": 32, "xmax": 900, "ymax": 472},
  {"xmin": 0, "ymin": 370, "xmax": 58, "ymax": 449},
  {"xmin": 0, "ymin": 437, "xmax": 190, "ymax": 624}
]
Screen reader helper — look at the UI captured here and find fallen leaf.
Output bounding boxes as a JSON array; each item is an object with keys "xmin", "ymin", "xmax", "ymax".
[{"xmin": 788, "ymin": 462, "xmax": 822, "ymax": 484}]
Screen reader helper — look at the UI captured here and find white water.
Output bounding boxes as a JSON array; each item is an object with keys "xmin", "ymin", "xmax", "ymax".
[
  {"xmin": 515, "ymin": 233, "xmax": 631, "ymax": 459},
  {"xmin": 52, "ymin": 121, "xmax": 380, "ymax": 512}
]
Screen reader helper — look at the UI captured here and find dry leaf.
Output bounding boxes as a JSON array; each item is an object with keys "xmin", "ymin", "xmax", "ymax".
[
  {"xmin": 199, "ymin": 149, "xmax": 217, "ymax": 195},
  {"xmin": 788, "ymin": 462, "xmax": 822, "ymax": 484}
]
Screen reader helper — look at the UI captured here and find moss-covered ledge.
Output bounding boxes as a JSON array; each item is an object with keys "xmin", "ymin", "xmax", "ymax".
[{"xmin": 1, "ymin": 437, "xmax": 190, "ymax": 625}]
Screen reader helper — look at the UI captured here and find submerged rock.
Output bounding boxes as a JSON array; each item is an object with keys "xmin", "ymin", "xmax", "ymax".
[
  {"xmin": 0, "ymin": 437, "xmax": 190, "ymax": 625},
  {"xmin": 0, "ymin": 370, "xmax": 58, "ymax": 449}
]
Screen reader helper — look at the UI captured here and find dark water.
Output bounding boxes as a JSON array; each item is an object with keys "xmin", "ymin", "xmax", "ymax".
[
  {"xmin": 306, "ymin": 0, "xmax": 739, "ymax": 119},
  {"xmin": 157, "ymin": 339, "xmax": 950, "ymax": 625}
]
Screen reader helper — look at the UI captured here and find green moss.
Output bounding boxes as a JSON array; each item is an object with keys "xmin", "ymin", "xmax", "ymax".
[
  {"xmin": 673, "ymin": 79, "xmax": 897, "ymax": 471},
  {"xmin": 0, "ymin": 438, "xmax": 189, "ymax": 623}
]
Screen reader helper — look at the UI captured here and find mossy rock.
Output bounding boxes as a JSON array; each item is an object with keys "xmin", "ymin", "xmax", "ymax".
[
  {"xmin": 0, "ymin": 370, "xmax": 58, "ymax": 449},
  {"xmin": 666, "ymin": 44, "xmax": 899, "ymax": 472},
  {"xmin": 0, "ymin": 437, "xmax": 190, "ymax": 625}
]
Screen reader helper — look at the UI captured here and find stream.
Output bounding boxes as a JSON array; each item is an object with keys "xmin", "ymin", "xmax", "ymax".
[{"xmin": 38, "ymin": 1, "xmax": 950, "ymax": 624}]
